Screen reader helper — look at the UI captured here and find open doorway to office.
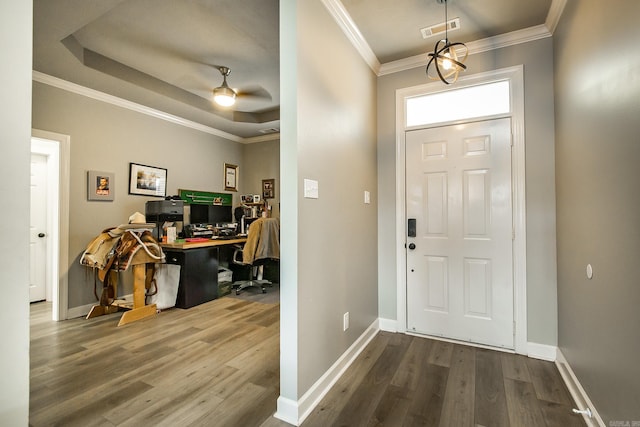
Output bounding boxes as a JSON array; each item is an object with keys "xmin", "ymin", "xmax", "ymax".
[{"xmin": 30, "ymin": 129, "xmax": 70, "ymax": 321}]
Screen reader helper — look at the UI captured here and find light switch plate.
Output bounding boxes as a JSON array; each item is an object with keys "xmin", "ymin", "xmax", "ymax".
[
  {"xmin": 364, "ymin": 190, "xmax": 370, "ymax": 204},
  {"xmin": 304, "ymin": 179, "xmax": 319, "ymax": 199}
]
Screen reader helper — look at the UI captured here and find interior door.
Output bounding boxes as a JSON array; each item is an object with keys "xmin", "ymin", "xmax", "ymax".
[
  {"xmin": 30, "ymin": 153, "xmax": 48, "ymax": 302},
  {"xmin": 406, "ymin": 118, "xmax": 514, "ymax": 349}
]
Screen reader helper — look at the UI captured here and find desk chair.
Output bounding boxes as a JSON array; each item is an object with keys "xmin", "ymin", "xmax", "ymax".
[{"xmin": 231, "ymin": 217, "xmax": 279, "ymax": 295}]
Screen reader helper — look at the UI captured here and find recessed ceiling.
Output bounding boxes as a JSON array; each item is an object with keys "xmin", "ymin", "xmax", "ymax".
[{"xmin": 33, "ymin": 0, "xmax": 554, "ymax": 140}]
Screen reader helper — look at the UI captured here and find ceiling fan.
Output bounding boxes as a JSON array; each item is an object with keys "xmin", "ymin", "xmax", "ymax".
[{"xmin": 212, "ymin": 66, "xmax": 271, "ymax": 108}]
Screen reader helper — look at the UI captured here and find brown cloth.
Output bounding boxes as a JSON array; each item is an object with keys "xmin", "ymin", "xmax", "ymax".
[{"xmin": 243, "ymin": 217, "xmax": 280, "ymax": 264}]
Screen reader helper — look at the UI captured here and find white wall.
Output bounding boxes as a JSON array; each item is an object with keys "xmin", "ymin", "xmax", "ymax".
[
  {"xmin": 279, "ymin": 0, "xmax": 378, "ymax": 412},
  {"xmin": 0, "ymin": 0, "xmax": 32, "ymax": 424},
  {"xmin": 377, "ymin": 38, "xmax": 558, "ymax": 346},
  {"xmin": 32, "ymin": 82, "xmax": 243, "ymax": 309}
]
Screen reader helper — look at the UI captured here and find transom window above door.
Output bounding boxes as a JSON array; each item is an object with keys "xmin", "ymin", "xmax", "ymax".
[{"xmin": 406, "ymin": 80, "xmax": 511, "ymax": 128}]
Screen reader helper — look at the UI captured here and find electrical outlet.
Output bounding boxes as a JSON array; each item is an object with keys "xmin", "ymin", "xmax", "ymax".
[{"xmin": 343, "ymin": 312, "xmax": 349, "ymax": 331}]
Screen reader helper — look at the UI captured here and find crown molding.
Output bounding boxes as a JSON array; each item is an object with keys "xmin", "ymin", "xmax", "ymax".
[
  {"xmin": 323, "ymin": 0, "xmax": 561, "ymax": 77},
  {"xmin": 545, "ymin": 0, "xmax": 568, "ymax": 34},
  {"xmin": 242, "ymin": 133, "xmax": 281, "ymax": 144},
  {"xmin": 378, "ymin": 24, "xmax": 552, "ymax": 76},
  {"xmin": 32, "ymin": 70, "xmax": 244, "ymax": 142},
  {"xmin": 321, "ymin": 0, "xmax": 381, "ymax": 75}
]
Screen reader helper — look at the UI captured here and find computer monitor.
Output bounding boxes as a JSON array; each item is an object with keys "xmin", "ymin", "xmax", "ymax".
[{"xmin": 189, "ymin": 204, "xmax": 233, "ymax": 225}]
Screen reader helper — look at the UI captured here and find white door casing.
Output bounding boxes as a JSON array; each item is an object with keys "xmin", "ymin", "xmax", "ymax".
[
  {"xmin": 31, "ymin": 130, "xmax": 70, "ymax": 321},
  {"xmin": 406, "ymin": 118, "xmax": 514, "ymax": 349},
  {"xmin": 30, "ymin": 153, "xmax": 48, "ymax": 302},
  {"xmin": 395, "ymin": 66, "xmax": 527, "ymax": 354}
]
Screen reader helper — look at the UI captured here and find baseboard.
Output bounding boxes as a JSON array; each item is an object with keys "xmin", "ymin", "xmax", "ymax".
[
  {"xmin": 66, "ymin": 302, "xmax": 95, "ymax": 319},
  {"xmin": 66, "ymin": 293, "xmax": 134, "ymax": 320},
  {"xmin": 274, "ymin": 396, "xmax": 299, "ymax": 426},
  {"xmin": 556, "ymin": 349, "xmax": 605, "ymax": 427},
  {"xmin": 378, "ymin": 317, "xmax": 398, "ymax": 332},
  {"xmin": 527, "ymin": 341, "xmax": 557, "ymax": 361},
  {"xmin": 274, "ymin": 318, "xmax": 380, "ymax": 426}
]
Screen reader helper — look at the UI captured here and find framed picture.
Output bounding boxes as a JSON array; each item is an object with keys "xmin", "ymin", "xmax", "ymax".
[
  {"xmin": 128, "ymin": 162, "xmax": 167, "ymax": 197},
  {"xmin": 224, "ymin": 163, "xmax": 238, "ymax": 192},
  {"xmin": 262, "ymin": 178, "xmax": 275, "ymax": 199},
  {"xmin": 87, "ymin": 171, "xmax": 115, "ymax": 201}
]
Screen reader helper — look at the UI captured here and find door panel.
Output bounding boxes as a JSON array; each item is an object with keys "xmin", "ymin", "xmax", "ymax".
[
  {"xmin": 406, "ymin": 118, "xmax": 514, "ymax": 349},
  {"xmin": 30, "ymin": 153, "xmax": 48, "ymax": 302}
]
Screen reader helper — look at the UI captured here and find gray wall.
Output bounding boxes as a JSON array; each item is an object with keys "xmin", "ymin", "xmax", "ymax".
[
  {"xmin": 0, "ymin": 1, "xmax": 31, "ymax": 424},
  {"xmin": 32, "ymin": 82, "xmax": 243, "ymax": 309},
  {"xmin": 377, "ymin": 37, "xmax": 558, "ymax": 346},
  {"xmin": 242, "ymin": 139, "xmax": 280, "ymax": 219},
  {"xmin": 280, "ymin": 0, "xmax": 378, "ymax": 401},
  {"xmin": 554, "ymin": 0, "xmax": 640, "ymax": 422}
]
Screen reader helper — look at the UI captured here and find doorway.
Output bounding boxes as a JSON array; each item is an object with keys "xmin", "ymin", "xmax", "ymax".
[
  {"xmin": 395, "ymin": 66, "xmax": 528, "ymax": 354},
  {"xmin": 30, "ymin": 130, "xmax": 70, "ymax": 321},
  {"xmin": 405, "ymin": 118, "xmax": 514, "ymax": 349}
]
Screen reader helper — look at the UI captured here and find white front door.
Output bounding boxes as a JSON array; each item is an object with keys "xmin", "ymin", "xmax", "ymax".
[
  {"xmin": 30, "ymin": 153, "xmax": 48, "ymax": 302},
  {"xmin": 406, "ymin": 118, "xmax": 514, "ymax": 349}
]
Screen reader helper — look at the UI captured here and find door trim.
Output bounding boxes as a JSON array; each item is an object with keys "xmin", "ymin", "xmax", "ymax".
[
  {"xmin": 31, "ymin": 129, "xmax": 70, "ymax": 321},
  {"xmin": 394, "ymin": 65, "xmax": 527, "ymax": 354}
]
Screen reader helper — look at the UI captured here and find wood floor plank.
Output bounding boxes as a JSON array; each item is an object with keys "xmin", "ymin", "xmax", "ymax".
[
  {"xmin": 475, "ymin": 348, "xmax": 509, "ymax": 427},
  {"xmin": 540, "ymin": 400, "xmax": 587, "ymax": 427},
  {"xmin": 404, "ymin": 362, "xmax": 449, "ymax": 427},
  {"xmin": 503, "ymin": 378, "xmax": 548, "ymax": 427},
  {"xmin": 501, "ymin": 353, "xmax": 532, "ymax": 382},
  {"xmin": 428, "ymin": 339, "xmax": 454, "ymax": 367},
  {"xmin": 439, "ymin": 344, "xmax": 476, "ymax": 427},
  {"xmin": 390, "ymin": 335, "xmax": 433, "ymax": 392},
  {"xmin": 368, "ymin": 384, "xmax": 410, "ymax": 427},
  {"xmin": 330, "ymin": 334, "xmax": 412, "ymax": 426},
  {"xmin": 526, "ymin": 357, "xmax": 574, "ymax": 405},
  {"xmin": 302, "ymin": 332, "xmax": 391, "ymax": 427}
]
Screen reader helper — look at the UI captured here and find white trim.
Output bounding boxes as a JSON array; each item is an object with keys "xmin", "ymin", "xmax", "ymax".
[
  {"xmin": 32, "ymin": 129, "xmax": 70, "ymax": 322},
  {"xmin": 395, "ymin": 66, "xmax": 528, "ymax": 354},
  {"xmin": 275, "ymin": 319, "xmax": 379, "ymax": 426},
  {"xmin": 379, "ymin": 25, "xmax": 551, "ymax": 76},
  {"xmin": 527, "ymin": 342, "xmax": 557, "ymax": 361},
  {"xmin": 32, "ymin": 71, "xmax": 243, "ymax": 143},
  {"xmin": 378, "ymin": 317, "xmax": 398, "ymax": 333},
  {"xmin": 546, "ymin": 0, "xmax": 568, "ymax": 35},
  {"xmin": 320, "ymin": 0, "xmax": 381, "ymax": 75},
  {"xmin": 242, "ymin": 133, "xmax": 281, "ymax": 144},
  {"xmin": 556, "ymin": 349, "xmax": 606, "ymax": 427}
]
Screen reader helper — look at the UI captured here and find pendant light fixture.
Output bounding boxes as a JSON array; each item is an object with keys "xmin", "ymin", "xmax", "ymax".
[
  {"xmin": 213, "ymin": 66, "xmax": 237, "ymax": 107},
  {"xmin": 426, "ymin": 0, "xmax": 468, "ymax": 84}
]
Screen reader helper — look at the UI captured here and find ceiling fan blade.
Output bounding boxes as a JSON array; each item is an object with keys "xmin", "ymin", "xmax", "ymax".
[{"xmin": 236, "ymin": 85, "xmax": 272, "ymax": 101}]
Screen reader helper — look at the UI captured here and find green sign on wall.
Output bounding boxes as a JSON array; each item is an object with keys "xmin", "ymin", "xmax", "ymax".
[{"xmin": 178, "ymin": 189, "xmax": 233, "ymax": 206}]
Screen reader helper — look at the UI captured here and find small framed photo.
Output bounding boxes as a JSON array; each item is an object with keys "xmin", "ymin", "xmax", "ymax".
[
  {"xmin": 241, "ymin": 194, "xmax": 253, "ymax": 203},
  {"xmin": 262, "ymin": 178, "xmax": 275, "ymax": 199},
  {"xmin": 87, "ymin": 171, "xmax": 114, "ymax": 201},
  {"xmin": 253, "ymin": 194, "xmax": 261, "ymax": 203},
  {"xmin": 128, "ymin": 162, "xmax": 167, "ymax": 197},
  {"xmin": 224, "ymin": 163, "xmax": 238, "ymax": 192}
]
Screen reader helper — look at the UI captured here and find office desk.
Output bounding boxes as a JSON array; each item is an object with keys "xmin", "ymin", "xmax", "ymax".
[{"xmin": 161, "ymin": 238, "xmax": 246, "ymax": 308}]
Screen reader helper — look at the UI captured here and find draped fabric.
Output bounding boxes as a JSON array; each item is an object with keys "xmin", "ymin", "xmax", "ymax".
[{"xmin": 242, "ymin": 218, "xmax": 280, "ymax": 264}]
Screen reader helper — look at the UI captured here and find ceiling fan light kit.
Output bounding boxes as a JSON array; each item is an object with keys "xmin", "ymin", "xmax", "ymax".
[
  {"xmin": 426, "ymin": 0, "xmax": 468, "ymax": 85},
  {"xmin": 213, "ymin": 66, "xmax": 237, "ymax": 107}
]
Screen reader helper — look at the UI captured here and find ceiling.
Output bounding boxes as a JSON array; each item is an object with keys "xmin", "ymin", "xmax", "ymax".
[{"xmin": 33, "ymin": 0, "xmax": 554, "ymax": 141}]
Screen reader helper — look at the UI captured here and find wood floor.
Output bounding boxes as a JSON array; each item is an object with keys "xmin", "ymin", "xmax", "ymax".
[{"xmin": 30, "ymin": 300, "xmax": 584, "ymax": 427}]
